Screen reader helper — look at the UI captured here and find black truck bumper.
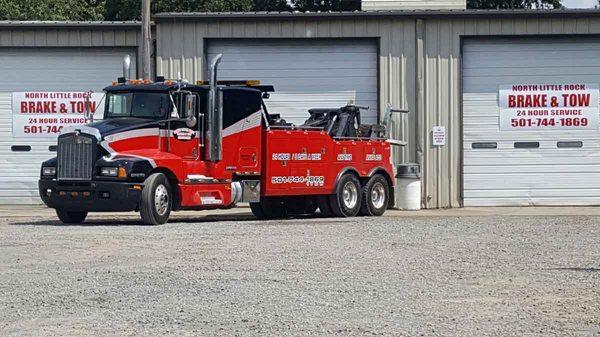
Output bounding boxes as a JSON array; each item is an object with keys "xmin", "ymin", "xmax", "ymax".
[{"xmin": 39, "ymin": 179, "xmax": 142, "ymax": 212}]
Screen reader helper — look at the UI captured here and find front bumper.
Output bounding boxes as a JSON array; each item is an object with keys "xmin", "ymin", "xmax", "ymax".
[{"xmin": 39, "ymin": 179, "xmax": 142, "ymax": 212}]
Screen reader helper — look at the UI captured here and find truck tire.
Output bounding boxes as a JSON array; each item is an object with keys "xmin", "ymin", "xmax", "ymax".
[
  {"xmin": 329, "ymin": 173, "xmax": 362, "ymax": 217},
  {"xmin": 250, "ymin": 197, "xmax": 286, "ymax": 219},
  {"xmin": 56, "ymin": 209, "xmax": 87, "ymax": 224},
  {"xmin": 140, "ymin": 173, "xmax": 172, "ymax": 225},
  {"xmin": 317, "ymin": 195, "xmax": 334, "ymax": 217},
  {"xmin": 359, "ymin": 174, "xmax": 389, "ymax": 216},
  {"xmin": 249, "ymin": 202, "xmax": 266, "ymax": 219}
]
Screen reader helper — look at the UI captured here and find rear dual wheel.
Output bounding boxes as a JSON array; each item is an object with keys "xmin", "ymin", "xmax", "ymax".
[
  {"xmin": 359, "ymin": 174, "xmax": 389, "ymax": 216},
  {"xmin": 319, "ymin": 173, "xmax": 390, "ymax": 218},
  {"xmin": 328, "ymin": 173, "xmax": 362, "ymax": 217}
]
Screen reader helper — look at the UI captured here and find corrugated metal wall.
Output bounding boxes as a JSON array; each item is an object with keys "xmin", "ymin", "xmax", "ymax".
[
  {"xmin": 0, "ymin": 24, "xmax": 142, "ymax": 66},
  {"xmin": 155, "ymin": 14, "xmax": 600, "ymax": 208}
]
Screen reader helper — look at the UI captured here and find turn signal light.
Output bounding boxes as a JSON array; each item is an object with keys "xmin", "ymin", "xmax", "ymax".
[{"xmin": 117, "ymin": 167, "xmax": 127, "ymax": 179}]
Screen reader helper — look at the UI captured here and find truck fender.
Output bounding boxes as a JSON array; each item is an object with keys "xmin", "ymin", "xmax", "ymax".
[
  {"xmin": 147, "ymin": 167, "xmax": 182, "ymax": 210},
  {"xmin": 368, "ymin": 166, "xmax": 394, "ymax": 185},
  {"xmin": 331, "ymin": 166, "xmax": 360, "ymax": 193}
]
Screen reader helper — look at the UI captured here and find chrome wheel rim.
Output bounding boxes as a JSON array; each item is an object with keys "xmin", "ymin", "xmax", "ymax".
[
  {"xmin": 371, "ymin": 182, "xmax": 386, "ymax": 209},
  {"xmin": 342, "ymin": 181, "xmax": 358, "ymax": 209},
  {"xmin": 154, "ymin": 184, "xmax": 169, "ymax": 216}
]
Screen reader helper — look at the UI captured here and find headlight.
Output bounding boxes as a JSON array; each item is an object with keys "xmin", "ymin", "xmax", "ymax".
[
  {"xmin": 100, "ymin": 167, "xmax": 127, "ymax": 178},
  {"xmin": 100, "ymin": 167, "xmax": 118, "ymax": 177},
  {"xmin": 42, "ymin": 167, "xmax": 56, "ymax": 176}
]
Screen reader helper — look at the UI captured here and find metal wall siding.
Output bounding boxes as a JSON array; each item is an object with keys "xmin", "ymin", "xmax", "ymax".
[
  {"xmin": 0, "ymin": 28, "xmax": 140, "ymax": 48},
  {"xmin": 156, "ymin": 15, "xmax": 600, "ymax": 208}
]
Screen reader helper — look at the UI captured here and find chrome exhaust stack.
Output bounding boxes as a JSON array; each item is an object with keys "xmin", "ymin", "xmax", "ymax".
[
  {"xmin": 207, "ymin": 54, "xmax": 223, "ymax": 162},
  {"xmin": 122, "ymin": 55, "xmax": 131, "ymax": 80}
]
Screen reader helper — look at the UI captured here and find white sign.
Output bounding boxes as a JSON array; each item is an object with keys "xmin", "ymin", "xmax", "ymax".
[
  {"xmin": 12, "ymin": 92, "xmax": 104, "ymax": 138},
  {"xmin": 432, "ymin": 126, "xmax": 446, "ymax": 146},
  {"xmin": 498, "ymin": 84, "xmax": 599, "ymax": 131}
]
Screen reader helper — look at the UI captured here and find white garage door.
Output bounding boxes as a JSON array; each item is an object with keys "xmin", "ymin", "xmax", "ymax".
[
  {"xmin": 207, "ymin": 39, "xmax": 378, "ymax": 124},
  {"xmin": 0, "ymin": 48, "xmax": 136, "ymax": 204},
  {"xmin": 463, "ymin": 37, "xmax": 600, "ymax": 206}
]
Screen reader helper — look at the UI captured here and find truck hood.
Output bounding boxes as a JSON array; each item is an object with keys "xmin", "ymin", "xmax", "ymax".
[
  {"xmin": 86, "ymin": 118, "xmax": 159, "ymax": 138},
  {"xmin": 60, "ymin": 117, "xmax": 160, "ymax": 140}
]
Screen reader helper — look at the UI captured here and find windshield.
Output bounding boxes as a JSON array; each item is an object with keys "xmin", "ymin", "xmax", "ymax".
[{"xmin": 105, "ymin": 92, "xmax": 169, "ymax": 119}]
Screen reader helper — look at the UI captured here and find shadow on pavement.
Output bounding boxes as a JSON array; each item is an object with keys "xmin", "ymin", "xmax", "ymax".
[
  {"xmin": 6, "ymin": 211, "xmax": 330, "ymax": 227},
  {"xmin": 8, "ymin": 212, "xmax": 257, "ymax": 227},
  {"xmin": 545, "ymin": 267, "xmax": 600, "ymax": 273}
]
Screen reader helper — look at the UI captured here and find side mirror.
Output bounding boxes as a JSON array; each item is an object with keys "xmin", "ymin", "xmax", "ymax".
[
  {"xmin": 84, "ymin": 91, "xmax": 94, "ymax": 123},
  {"xmin": 184, "ymin": 94, "xmax": 197, "ymax": 128}
]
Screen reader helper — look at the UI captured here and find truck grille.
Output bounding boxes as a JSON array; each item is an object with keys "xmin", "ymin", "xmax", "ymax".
[{"xmin": 57, "ymin": 133, "xmax": 94, "ymax": 180}]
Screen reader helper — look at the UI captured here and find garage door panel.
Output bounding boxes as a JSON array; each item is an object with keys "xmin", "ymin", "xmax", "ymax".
[
  {"xmin": 464, "ymin": 53, "xmax": 600, "ymax": 68},
  {"xmin": 0, "ymin": 48, "xmax": 136, "ymax": 204},
  {"xmin": 463, "ymin": 37, "xmax": 600, "ymax": 206},
  {"xmin": 217, "ymin": 53, "xmax": 377, "ymax": 64},
  {"xmin": 465, "ymin": 172, "xmax": 600, "ymax": 189},
  {"xmin": 464, "ymin": 67, "xmax": 600, "ymax": 78},
  {"xmin": 463, "ymin": 76, "xmax": 600, "ymax": 93},
  {"xmin": 207, "ymin": 39, "xmax": 377, "ymax": 125},
  {"xmin": 463, "ymin": 38, "xmax": 600, "ymax": 51},
  {"xmin": 215, "ymin": 77, "xmax": 377, "ymax": 91},
  {"xmin": 465, "ymin": 149, "xmax": 600, "ymax": 160},
  {"xmin": 466, "ymin": 197, "xmax": 600, "ymax": 207},
  {"xmin": 464, "ymin": 163, "xmax": 600, "ymax": 174}
]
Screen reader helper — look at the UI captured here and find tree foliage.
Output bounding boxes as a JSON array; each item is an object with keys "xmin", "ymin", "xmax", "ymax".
[
  {"xmin": 467, "ymin": 0, "xmax": 562, "ymax": 8},
  {"xmin": 252, "ymin": 0, "xmax": 292, "ymax": 11},
  {"xmin": 0, "ymin": 0, "xmax": 565, "ymax": 21},
  {"xmin": 105, "ymin": 0, "xmax": 253, "ymax": 20},
  {"xmin": 290, "ymin": 0, "xmax": 360, "ymax": 11},
  {"xmin": 0, "ymin": 0, "xmax": 105, "ymax": 21}
]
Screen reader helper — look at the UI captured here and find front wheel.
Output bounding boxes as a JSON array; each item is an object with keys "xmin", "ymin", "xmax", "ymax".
[
  {"xmin": 56, "ymin": 209, "xmax": 87, "ymax": 224},
  {"xmin": 140, "ymin": 173, "xmax": 172, "ymax": 225}
]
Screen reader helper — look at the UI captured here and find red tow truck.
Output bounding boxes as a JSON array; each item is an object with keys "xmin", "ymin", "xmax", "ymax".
[{"xmin": 39, "ymin": 55, "xmax": 396, "ymax": 225}]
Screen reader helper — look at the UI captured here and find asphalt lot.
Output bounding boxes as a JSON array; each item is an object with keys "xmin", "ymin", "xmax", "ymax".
[{"xmin": 0, "ymin": 207, "xmax": 599, "ymax": 336}]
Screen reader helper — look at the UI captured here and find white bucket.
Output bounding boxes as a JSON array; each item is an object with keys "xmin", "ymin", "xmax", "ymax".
[{"xmin": 395, "ymin": 178, "xmax": 421, "ymax": 210}]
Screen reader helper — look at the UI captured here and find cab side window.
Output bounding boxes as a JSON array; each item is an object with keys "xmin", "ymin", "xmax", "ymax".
[{"xmin": 222, "ymin": 88, "xmax": 261, "ymax": 129}]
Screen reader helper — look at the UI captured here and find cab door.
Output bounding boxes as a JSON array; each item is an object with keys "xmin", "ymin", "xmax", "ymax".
[
  {"xmin": 220, "ymin": 88, "xmax": 263, "ymax": 174},
  {"xmin": 167, "ymin": 92, "xmax": 202, "ymax": 160}
]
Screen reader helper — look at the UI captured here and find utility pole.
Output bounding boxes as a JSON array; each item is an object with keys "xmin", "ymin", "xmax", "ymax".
[{"xmin": 141, "ymin": 0, "xmax": 151, "ymax": 80}]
